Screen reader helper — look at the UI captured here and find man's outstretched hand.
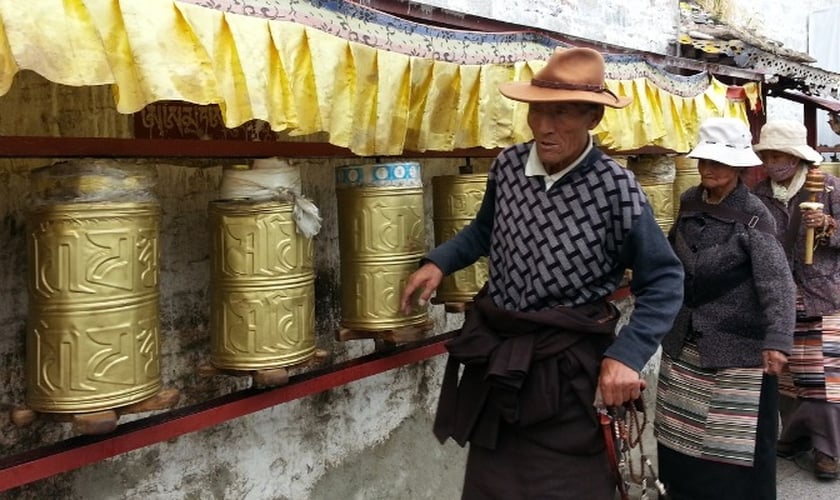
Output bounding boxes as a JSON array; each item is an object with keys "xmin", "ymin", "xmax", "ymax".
[{"xmin": 399, "ymin": 262, "xmax": 444, "ymax": 314}]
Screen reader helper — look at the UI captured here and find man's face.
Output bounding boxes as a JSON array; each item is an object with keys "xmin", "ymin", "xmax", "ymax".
[{"xmin": 527, "ymin": 102, "xmax": 603, "ymax": 172}]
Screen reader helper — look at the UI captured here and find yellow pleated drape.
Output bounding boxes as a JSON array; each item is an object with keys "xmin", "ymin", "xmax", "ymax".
[
  {"xmin": 594, "ymin": 78, "xmax": 756, "ymax": 152},
  {"xmin": 0, "ymin": 0, "xmax": 755, "ymax": 155}
]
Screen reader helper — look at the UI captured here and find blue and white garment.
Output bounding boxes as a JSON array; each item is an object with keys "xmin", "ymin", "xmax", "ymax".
[
  {"xmin": 487, "ymin": 142, "xmax": 646, "ymax": 311},
  {"xmin": 425, "ymin": 139, "xmax": 683, "ymax": 372}
]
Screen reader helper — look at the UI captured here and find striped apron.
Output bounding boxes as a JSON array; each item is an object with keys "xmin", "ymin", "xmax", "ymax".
[
  {"xmin": 779, "ymin": 300, "xmax": 840, "ymax": 403},
  {"xmin": 655, "ymin": 343, "xmax": 764, "ymax": 466}
]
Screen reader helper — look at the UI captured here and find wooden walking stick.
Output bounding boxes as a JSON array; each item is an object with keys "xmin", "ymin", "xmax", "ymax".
[{"xmin": 800, "ymin": 166, "xmax": 825, "ymax": 265}]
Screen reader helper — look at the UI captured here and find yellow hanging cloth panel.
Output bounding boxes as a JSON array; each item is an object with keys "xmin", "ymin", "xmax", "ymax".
[
  {"xmin": 594, "ymin": 77, "xmax": 753, "ymax": 152},
  {"xmin": 0, "ymin": 0, "xmax": 756, "ymax": 155},
  {"xmin": 347, "ymin": 42, "xmax": 380, "ymax": 153},
  {"xmin": 178, "ymin": 6, "xmax": 271, "ymax": 128},
  {"xmin": 0, "ymin": 12, "xmax": 16, "ymax": 96},
  {"xmin": 454, "ymin": 65, "xmax": 482, "ymax": 149},
  {"xmin": 271, "ymin": 22, "xmax": 320, "ymax": 135},
  {"xmin": 405, "ymin": 57, "xmax": 448, "ymax": 151},
  {"xmin": 117, "ymin": 0, "xmax": 220, "ymax": 111},
  {"xmin": 370, "ymin": 47, "xmax": 411, "ymax": 155},
  {"xmin": 0, "ymin": 0, "xmax": 112, "ymax": 87}
]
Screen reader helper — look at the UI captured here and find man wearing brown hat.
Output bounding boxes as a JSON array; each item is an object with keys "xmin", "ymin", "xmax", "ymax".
[{"xmin": 400, "ymin": 47, "xmax": 683, "ymax": 499}]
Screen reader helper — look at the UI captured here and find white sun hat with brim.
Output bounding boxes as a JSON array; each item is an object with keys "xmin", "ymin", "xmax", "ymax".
[
  {"xmin": 753, "ymin": 120, "xmax": 823, "ymax": 164},
  {"xmin": 688, "ymin": 117, "xmax": 762, "ymax": 168}
]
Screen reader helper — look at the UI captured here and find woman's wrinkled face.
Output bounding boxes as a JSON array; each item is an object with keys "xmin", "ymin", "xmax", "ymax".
[
  {"xmin": 758, "ymin": 150, "xmax": 801, "ymax": 182},
  {"xmin": 698, "ymin": 159, "xmax": 739, "ymax": 193},
  {"xmin": 527, "ymin": 102, "xmax": 603, "ymax": 172}
]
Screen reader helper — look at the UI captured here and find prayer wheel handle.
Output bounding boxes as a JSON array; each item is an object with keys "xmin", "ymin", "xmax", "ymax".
[{"xmin": 800, "ymin": 167, "xmax": 826, "ymax": 265}]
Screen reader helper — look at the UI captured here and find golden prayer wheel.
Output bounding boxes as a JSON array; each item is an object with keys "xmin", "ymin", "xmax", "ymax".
[
  {"xmin": 629, "ymin": 156, "xmax": 675, "ymax": 233},
  {"xmin": 208, "ymin": 200, "xmax": 315, "ymax": 369},
  {"xmin": 431, "ymin": 174, "xmax": 489, "ymax": 303},
  {"xmin": 335, "ymin": 162, "xmax": 428, "ymax": 331},
  {"xmin": 673, "ymin": 155, "xmax": 701, "ymax": 218},
  {"xmin": 612, "ymin": 156, "xmax": 630, "ymax": 169},
  {"xmin": 26, "ymin": 161, "xmax": 161, "ymax": 413},
  {"xmin": 820, "ymin": 162, "xmax": 840, "ymax": 178}
]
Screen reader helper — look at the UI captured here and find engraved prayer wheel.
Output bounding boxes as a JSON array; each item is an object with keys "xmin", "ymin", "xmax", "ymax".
[
  {"xmin": 208, "ymin": 200, "xmax": 315, "ymax": 369},
  {"xmin": 629, "ymin": 155, "xmax": 675, "ymax": 233},
  {"xmin": 820, "ymin": 162, "xmax": 840, "ymax": 178},
  {"xmin": 335, "ymin": 162, "xmax": 428, "ymax": 331},
  {"xmin": 26, "ymin": 161, "xmax": 161, "ymax": 413},
  {"xmin": 432, "ymin": 174, "xmax": 489, "ymax": 303},
  {"xmin": 673, "ymin": 155, "xmax": 701, "ymax": 218},
  {"xmin": 612, "ymin": 156, "xmax": 630, "ymax": 169}
]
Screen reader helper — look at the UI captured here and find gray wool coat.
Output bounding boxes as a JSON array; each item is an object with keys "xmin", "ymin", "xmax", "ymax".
[
  {"xmin": 752, "ymin": 173, "xmax": 840, "ymax": 317},
  {"xmin": 662, "ymin": 182, "xmax": 796, "ymax": 368}
]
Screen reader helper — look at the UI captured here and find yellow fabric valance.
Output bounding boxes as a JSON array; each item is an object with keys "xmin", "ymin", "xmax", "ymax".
[{"xmin": 0, "ymin": 0, "xmax": 755, "ymax": 155}]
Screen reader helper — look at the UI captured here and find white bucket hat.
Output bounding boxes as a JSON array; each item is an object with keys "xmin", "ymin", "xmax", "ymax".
[
  {"xmin": 688, "ymin": 117, "xmax": 762, "ymax": 167},
  {"xmin": 753, "ymin": 120, "xmax": 823, "ymax": 164}
]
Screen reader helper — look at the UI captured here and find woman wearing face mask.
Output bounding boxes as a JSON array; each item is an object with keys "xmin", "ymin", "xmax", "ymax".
[{"xmin": 752, "ymin": 120, "xmax": 840, "ymax": 481}]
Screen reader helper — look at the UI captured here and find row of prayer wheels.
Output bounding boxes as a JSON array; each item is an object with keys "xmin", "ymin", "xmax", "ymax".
[
  {"xmin": 624, "ymin": 155, "xmax": 701, "ymax": 234},
  {"xmin": 334, "ymin": 164, "xmax": 489, "ymax": 324},
  {"xmin": 820, "ymin": 161, "xmax": 840, "ymax": 178},
  {"xmin": 20, "ymin": 160, "xmax": 488, "ymax": 415},
  {"xmin": 22, "ymin": 154, "xmax": 712, "ymax": 416}
]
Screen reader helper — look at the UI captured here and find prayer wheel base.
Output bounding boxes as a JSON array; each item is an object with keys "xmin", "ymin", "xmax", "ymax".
[
  {"xmin": 199, "ymin": 349, "xmax": 330, "ymax": 388},
  {"xmin": 336, "ymin": 321, "xmax": 434, "ymax": 344},
  {"xmin": 9, "ymin": 388, "xmax": 180, "ymax": 435},
  {"xmin": 429, "ymin": 299, "xmax": 474, "ymax": 314}
]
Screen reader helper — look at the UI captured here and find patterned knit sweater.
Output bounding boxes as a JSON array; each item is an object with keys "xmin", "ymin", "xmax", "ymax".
[
  {"xmin": 488, "ymin": 142, "xmax": 644, "ymax": 310},
  {"xmin": 427, "ymin": 141, "xmax": 684, "ymax": 371}
]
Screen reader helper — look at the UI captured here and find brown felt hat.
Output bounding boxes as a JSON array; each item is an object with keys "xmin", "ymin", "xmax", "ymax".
[{"xmin": 499, "ymin": 47, "xmax": 631, "ymax": 108}]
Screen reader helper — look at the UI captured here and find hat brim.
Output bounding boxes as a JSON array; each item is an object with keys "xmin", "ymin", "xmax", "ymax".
[
  {"xmin": 752, "ymin": 143, "xmax": 823, "ymax": 164},
  {"xmin": 498, "ymin": 82, "xmax": 631, "ymax": 108},
  {"xmin": 688, "ymin": 143, "xmax": 762, "ymax": 167}
]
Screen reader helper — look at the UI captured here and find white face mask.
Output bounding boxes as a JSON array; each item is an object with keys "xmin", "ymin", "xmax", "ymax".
[{"xmin": 764, "ymin": 157, "xmax": 800, "ymax": 182}]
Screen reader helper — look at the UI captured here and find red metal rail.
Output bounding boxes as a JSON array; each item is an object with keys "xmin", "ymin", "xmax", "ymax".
[
  {"xmin": 0, "ymin": 136, "xmax": 675, "ymax": 159},
  {"xmin": 0, "ymin": 333, "xmax": 452, "ymax": 492}
]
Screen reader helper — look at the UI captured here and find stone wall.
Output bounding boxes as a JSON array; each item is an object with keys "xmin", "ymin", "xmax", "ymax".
[
  {"xmin": 407, "ymin": 0, "xmax": 678, "ymax": 54},
  {"xmin": 713, "ymin": 0, "xmax": 840, "ymax": 124}
]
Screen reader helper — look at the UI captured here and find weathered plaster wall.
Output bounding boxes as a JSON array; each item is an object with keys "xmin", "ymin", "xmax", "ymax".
[
  {"xmin": 706, "ymin": 0, "xmax": 834, "ymax": 53},
  {"xmin": 407, "ymin": 0, "xmax": 678, "ymax": 54}
]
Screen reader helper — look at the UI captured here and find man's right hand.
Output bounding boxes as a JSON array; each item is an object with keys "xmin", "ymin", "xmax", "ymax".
[{"xmin": 399, "ymin": 262, "xmax": 444, "ymax": 314}]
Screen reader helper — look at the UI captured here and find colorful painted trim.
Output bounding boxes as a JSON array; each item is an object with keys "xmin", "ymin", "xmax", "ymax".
[
  {"xmin": 335, "ymin": 162, "xmax": 422, "ymax": 188},
  {"xmin": 179, "ymin": 0, "xmax": 711, "ymax": 97}
]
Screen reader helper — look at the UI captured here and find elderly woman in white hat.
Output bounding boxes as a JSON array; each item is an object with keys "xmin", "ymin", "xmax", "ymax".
[
  {"xmin": 655, "ymin": 117, "xmax": 796, "ymax": 499},
  {"xmin": 400, "ymin": 47, "xmax": 685, "ymax": 499},
  {"xmin": 751, "ymin": 120, "xmax": 840, "ymax": 481}
]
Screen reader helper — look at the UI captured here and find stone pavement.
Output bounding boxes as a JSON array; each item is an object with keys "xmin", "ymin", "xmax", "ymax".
[
  {"xmin": 638, "ymin": 429, "xmax": 839, "ymax": 499},
  {"xmin": 777, "ymin": 453, "xmax": 840, "ymax": 499}
]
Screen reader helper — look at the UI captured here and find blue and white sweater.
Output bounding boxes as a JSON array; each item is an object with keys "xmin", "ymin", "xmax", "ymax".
[{"xmin": 426, "ymin": 141, "xmax": 684, "ymax": 372}]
